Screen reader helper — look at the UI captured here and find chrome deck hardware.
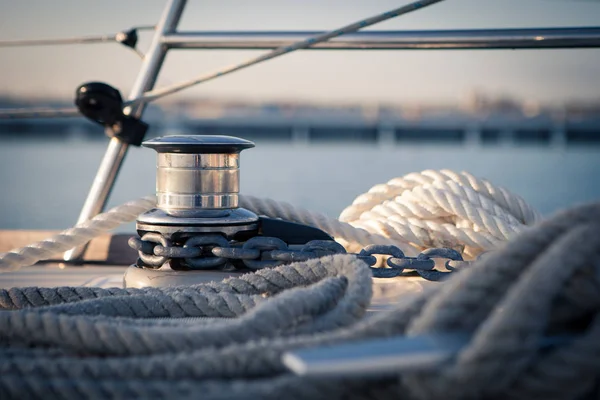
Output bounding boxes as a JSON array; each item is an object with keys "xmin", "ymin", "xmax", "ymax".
[
  {"xmin": 124, "ymin": 135, "xmax": 260, "ymax": 287},
  {"xmin": 125, "ymin": 134, "xmax": 335, "ymax": 288},
  {"xmin": 137, "ymin": 135, "xmax": 259, "ymax": 240}
]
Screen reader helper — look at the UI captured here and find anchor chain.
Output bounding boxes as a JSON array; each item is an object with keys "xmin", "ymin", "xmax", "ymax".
[{"xmin": 129, "ymin": 235, "xmax": 476, "ymax": 281}]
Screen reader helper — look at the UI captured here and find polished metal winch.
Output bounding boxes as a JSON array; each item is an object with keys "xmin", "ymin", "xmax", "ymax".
[
  {"xmin": 125, "ymin": 135, "xmax": 470, "ymax": 288},
  {"xmin": 125, "ymin": 134, "xmax": 335, "ymax": 288},
  {"xmin": 136, "ymin": 135, "xmax": 260, "ymax": 240}
]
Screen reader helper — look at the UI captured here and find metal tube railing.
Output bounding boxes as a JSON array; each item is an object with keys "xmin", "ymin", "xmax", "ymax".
[{"xmin": 162, "ymin": 27, "xmax": 600, "ymax": 50}]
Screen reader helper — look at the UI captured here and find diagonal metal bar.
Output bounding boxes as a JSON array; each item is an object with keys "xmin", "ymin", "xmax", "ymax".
[{"xmin": 127, "ymin": 0, "xmax": 446, "ymax": 106}]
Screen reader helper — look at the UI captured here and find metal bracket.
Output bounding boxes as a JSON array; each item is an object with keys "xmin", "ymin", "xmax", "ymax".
[
  {"xmin": 75, "ymin": 82, "xmax": 149, "ymax": 146},
  {"xmin": 259, "ymin": 217, "xmax": 333, "ymax": 244}
]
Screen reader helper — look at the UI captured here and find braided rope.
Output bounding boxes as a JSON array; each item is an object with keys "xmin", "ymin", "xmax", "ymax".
[
  {"xmin": 0, "ymin": 203, "xmax": 599, "ymax": 399},
  {"xmin": 339, "ymin": 169, "xmax": 540, "ymax": 224},
  {"xmin": 0, "ymin": 255, "xmax": 370, "ymax": 354},
  {"xmin": 339, "ymin": 169, "xmax": 540, "ymax": 258},
  {"xmin": 0, "ymin": 196, "xmax": 155, "ymax": 272},
  {"xmin": 402, "ymin": 203, "xmax": 600, "ymax": 400}
]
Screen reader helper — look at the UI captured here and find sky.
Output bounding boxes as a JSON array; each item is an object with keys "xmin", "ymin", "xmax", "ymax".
[{"xmin": 0, "ymin": 0, "xmax": 599, "ymax": 106}]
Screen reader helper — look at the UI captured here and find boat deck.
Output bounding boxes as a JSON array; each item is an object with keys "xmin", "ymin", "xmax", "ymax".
[{"xmin": 0, "ymin": 230, "xmax": 432, "ymax": 311}]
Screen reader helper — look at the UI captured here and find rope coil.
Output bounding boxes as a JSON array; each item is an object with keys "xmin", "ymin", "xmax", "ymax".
[
  {"xmin": 339, "ymin": 169, "xmax": 540, "ymax": 257},
  {"xmin": 0, "ymin": 203, "xmax": 598, "ymax": 399}
]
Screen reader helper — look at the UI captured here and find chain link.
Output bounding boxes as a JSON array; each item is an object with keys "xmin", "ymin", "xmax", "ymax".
[
  {"xmin": 242, "ymin": 237, "xmax": 288, "ymax": 270},
  {"xmin": 183, "ymin": 235, "xmax": 230, "ymax": 269},
  {"xmin": 129, "ymin": 234, "xmax": 477, "ymax": 281}
]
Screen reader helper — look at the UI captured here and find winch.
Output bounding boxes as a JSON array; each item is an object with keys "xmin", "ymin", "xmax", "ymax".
[
  {"xmin": 136, "ymin": 135, "xmax": 260, "ymax": 243},
  {"xmin": 124, "ymin": 135, "xmax": 337, "ymax": 288}
]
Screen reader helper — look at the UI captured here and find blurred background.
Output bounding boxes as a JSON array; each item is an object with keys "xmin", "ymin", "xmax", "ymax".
[{"xmin": 0, "ymin": 0, "xmax": 599, "ymax": 231}]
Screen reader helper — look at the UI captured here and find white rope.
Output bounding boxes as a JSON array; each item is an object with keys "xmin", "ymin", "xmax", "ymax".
[
  {"xmin": 0, "ymin": 169, "xmax": 538, "ymax": 272},
  {"xmin": 0, "ymin": 196, "xmax": 155, "ymax": 272},
  {"xmin": 339, "ymin": 170, "xmax": 540, "ymax": 224},
  {"xmin": 339, "ymin": 169, "xmax": 540, "ymax": 258}
]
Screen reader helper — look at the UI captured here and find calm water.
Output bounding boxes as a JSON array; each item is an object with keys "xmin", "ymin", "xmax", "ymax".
[{"xmin": 1, "ymin": 136, "xmax": 599, "ymax": 231}]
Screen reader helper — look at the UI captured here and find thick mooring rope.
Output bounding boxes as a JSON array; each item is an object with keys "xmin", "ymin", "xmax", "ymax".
[
  {"xmin": 339, "ymin": 169, "xmax": 540, "ymax": 257},
  {"xmin": 0, "ymin": 169, "xmax": 536, "ymax": 272},
  {"xmin": 0, "ymin": 196, "xmax": 156, "ymax": 272},
  {"xmin": 1, "ymin": 202, "xmax": 599, "ymax": 399}
]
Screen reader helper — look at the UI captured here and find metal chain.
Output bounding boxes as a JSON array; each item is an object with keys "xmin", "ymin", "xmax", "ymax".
[{"xmin": 129, "ymin": 235, "xmax": 479, "ymax": 282}]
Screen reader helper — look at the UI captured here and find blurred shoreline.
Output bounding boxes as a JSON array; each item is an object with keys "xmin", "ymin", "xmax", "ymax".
[{"xmin": 1, "ymin": 93, "xmax": 599, "ymax": 145}]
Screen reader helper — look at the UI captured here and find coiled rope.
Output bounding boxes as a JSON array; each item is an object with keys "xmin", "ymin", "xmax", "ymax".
[
  {"xmin": 0, "ymin": 169, "xmax": 537, "ymax": 272},
  {"xmin": 0, "ymin": 202, "xmax": 598, "ymax": 399},
  {"xmin": 339, "ymin": 169, "xmax": 540, "ymax": 257}
]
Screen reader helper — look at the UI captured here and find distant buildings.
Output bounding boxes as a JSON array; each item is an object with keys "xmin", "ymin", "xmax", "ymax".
[{"xmin": 1, "ymin": 94, "xmax": 598, "ymax": 145}]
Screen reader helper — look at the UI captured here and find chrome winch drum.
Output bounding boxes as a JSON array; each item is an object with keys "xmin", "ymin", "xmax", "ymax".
[
  {"xmin": 125, "ymin": 134, "xmax": 335, "ymax": 288},
  {"xmin": 136, "ymin": 135, "xmax": 259, "ymax": 240},
  {"xmin": 124, "ymin": 135, "xmax": 260, "ymax": 288}
]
